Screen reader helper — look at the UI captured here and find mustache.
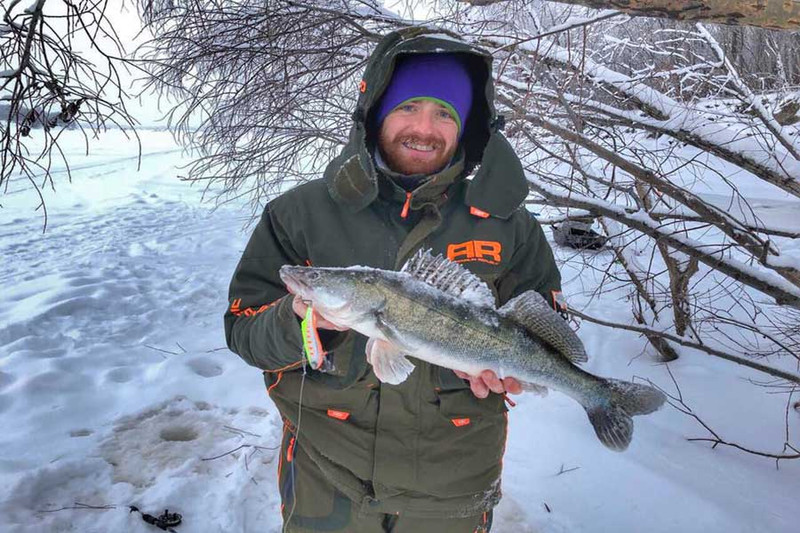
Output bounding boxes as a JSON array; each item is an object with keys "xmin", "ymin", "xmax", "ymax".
[{"xmin": 393, "ymin": 134, "xmax": 445, "ymax": 149}]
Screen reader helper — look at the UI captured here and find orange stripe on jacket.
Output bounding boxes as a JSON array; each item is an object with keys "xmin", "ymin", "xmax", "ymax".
[{"xmin": 229, "ymin": 297, "xmax": 281, "ymax": 318}]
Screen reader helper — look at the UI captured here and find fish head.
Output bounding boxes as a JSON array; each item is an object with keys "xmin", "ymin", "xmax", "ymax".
[{"xmin": 279, "ymin": 265, "xmax": 386, "ymax": 322}]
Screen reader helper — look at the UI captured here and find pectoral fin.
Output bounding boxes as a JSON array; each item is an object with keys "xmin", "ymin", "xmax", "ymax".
[
  {"xmin": 519, "ymin": 380, "xmax": 549, "ymax": 397},
  {"xmin": 365, "ymin": 338, "xmax": 415, "ymax": 385}
]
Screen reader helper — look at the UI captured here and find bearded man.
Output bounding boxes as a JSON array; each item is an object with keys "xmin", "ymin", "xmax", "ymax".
[{"xmin": 225, "ymin": 26, "xmax": 562, "ymax": 532}]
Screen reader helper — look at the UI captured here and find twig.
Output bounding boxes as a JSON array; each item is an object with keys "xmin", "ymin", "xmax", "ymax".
[
  {"xmin": 206, "ymin": 346, "xmax": 230, "ymax": 353},
  {"xmin": 555, "ymin": 464, "xmax": 580, "ymax": 476},
  {"xmin": 655, "ymin": 367, "xmax": 800, "ymax": 467},
  {"xmin": 201, "ymin": 443, "xmax": 278, "ymax": 462},
  {"xmin": 492, "ymin": 11, "xmax": 623, "ymax": 53},
  {"xmin": 38, "ymin": 502, "xmax": 116, "ymax": 513},
  {"xmin": 685, "ymin": 438, "xmax": 800, "ymax": 464},
  {"xmin": 144, "ymin": 344, "xmax": 182, "ymax": 357},
  {"xmin": 223, "ymin": 425, "xmax": 261, "ymax": 438}
]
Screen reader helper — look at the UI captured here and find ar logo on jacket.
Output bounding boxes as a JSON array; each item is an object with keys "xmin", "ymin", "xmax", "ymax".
[{"xmin": 447, "ymin": 240, "xmax": 502, "ymax": 265}]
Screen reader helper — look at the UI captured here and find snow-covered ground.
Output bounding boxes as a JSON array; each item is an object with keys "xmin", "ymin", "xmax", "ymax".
[{"xmin": 1, "ymin": 130, "xmax": 797, "ymax": 532}]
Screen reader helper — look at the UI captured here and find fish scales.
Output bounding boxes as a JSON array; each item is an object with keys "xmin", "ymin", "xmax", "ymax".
[
  {"xmin": 382, "ymin": 273, "xmax": 597, "ymax": 396},
  {"xmin": 382, "ymin": 277, "xmax": 508, "ymax": 370}
]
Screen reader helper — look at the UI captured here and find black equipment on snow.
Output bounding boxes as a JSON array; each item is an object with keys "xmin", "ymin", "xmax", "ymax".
[
  {"xmin": 552, "ymin": 220, "xmax": 607, "ymax": 250},
  {"xmin": 129, "ymin": 506, "xmax": 182, "ymax": 531}
]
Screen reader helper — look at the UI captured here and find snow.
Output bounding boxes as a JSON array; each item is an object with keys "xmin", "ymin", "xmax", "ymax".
[
  {"xmin": 1, "ymin": 129, "xmax": 798, "ymax": 532},
  {"xmin": 769, "ymin": 251, "xmax": 800, "ymax": 271},
  {"xmin": 418, "ymin": 32, "xmax": 465, "ymax": 44}
]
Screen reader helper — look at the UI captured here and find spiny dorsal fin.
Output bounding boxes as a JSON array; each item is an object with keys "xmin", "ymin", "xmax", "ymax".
[
  {"xmin": 499, "ymin": 290, "xmax": 588, "ymax": 364},
  {"xmin": 401, "ymin": 249, "xmax": 495, "ymax": 308}
]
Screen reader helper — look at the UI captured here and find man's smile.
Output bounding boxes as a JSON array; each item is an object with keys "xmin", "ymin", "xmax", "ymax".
[{"xmin": 401, "ymin": 140, "xmax": 436, "ymax": 153}]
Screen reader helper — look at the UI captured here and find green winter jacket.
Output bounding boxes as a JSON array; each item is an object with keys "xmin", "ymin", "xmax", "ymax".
[{"xmin": 224, "ymin": 27, "xmax": 561, "ymax": 519}]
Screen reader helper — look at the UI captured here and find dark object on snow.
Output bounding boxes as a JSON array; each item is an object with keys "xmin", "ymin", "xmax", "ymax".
[
  {"xmin": 129, "ymin": 506, "xmax": 182, "ymax": 531},
  {"xmin": 774, "ymin": 97, "xmax": 799, "ymax": 126},
  {"xmin": 552, "ymin": 221, "xmax": 607, "ymax": 250}
]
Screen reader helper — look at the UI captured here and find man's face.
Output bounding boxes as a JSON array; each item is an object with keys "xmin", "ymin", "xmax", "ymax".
[{"xmin": 377, "ymin": 99, "xmax": 459, "ymax": 176}]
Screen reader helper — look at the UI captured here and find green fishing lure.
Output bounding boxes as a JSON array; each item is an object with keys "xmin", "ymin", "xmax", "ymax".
[{"xmin": 301, "ymin": 305, "xmax": 327, "ymax": 369}]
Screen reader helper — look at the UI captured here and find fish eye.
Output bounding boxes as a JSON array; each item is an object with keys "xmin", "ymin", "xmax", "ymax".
[{"xmin": 307, "ymin": 271, "xmax": 321, "ymax": 281}]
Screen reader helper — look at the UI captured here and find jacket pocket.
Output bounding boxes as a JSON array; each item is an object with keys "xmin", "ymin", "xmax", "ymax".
[
  {"xmin": 436, "ymin": 388, "xmax": 508, "ymax": 425},
  {"xmin": 415, "ymin": 388, "xmax": 508, "ymax": 497},
  {"xmin": 268, "ymin": 370, "xmax": 380, "ymax": 483}
]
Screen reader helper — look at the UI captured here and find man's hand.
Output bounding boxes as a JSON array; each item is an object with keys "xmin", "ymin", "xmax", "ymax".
[
  {"xmin": 453, "ymin": 369, "xmax": 522, "ymax": 399},
  {"xmin": 290, "ymin": 294, "xmax": 349, "ymax": 331}
]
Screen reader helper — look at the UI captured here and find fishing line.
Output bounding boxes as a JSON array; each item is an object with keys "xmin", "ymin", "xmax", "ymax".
[{"xmin": 282, "ymin": 352, "xmax": 308, "ymax": 533}]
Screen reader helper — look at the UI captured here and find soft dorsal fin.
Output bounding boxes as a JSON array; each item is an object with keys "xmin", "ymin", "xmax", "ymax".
[
  {"xmin": 499, "ymin": 290, "xmax": 588, "ymax": 364},
  {"xmin": 401, "ymin": 249, "xmax": 496, "ymax": 308}
]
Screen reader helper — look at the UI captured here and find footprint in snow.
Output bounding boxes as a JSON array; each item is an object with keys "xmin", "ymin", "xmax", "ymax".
[
  {"xmin": 23, "ymin": 371, "xmax": 93, "ymax": 396},
  {"xmin": 2, "ymin": 333, "xmax": 74, "ymax": 354},
  {"xmin": 0, "ymin": 394, "xmax": 13, "ymax": 414},
  {"xmin": 26, "ymin": 347, "xmax": 68, "ymax": 359},
  {"xmin": 45, "ymin": 296, "xmax": 105, "ymax": 318},
  {"xmin": 185, "ymin": 357, "xmax": 224, "ymax": 378},
  {"xmin": 105, "ymin": 367, "xmax": 137, "ymax": 384},
  {"xmin": 65, "ymin": 275, "xmax": 104, "ymax": 288},
  {"xmin": 0, "ymin": 371, "xmax": 16, "ymax": 390},
  {"xmin": 52, "ymin": 356, "xmax": 97, "ymax": 373}
]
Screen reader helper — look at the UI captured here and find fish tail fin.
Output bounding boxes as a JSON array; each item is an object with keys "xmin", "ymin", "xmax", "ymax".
[{"xmin": 585, "ymin": 379, "xmax": 666, "ymax": 452}]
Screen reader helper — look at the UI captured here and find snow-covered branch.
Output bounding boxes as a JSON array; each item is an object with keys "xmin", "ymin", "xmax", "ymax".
[
  {"xmin": 490, "ymin": 36, "xmax": 800, "ymax": 199},
  {"xmin": 570, "ymin": 308, "xmax": 800, "ymax": 386},
  {"xmin": 501, "ymin": 95, "xmax": 800, "ymax": 289},
  {"xmin": 459, "ymin": 0, "xmax": 800, "ymax": 30},
  {"xmin": 526, "ymin": 175, "xmax": 800, "ymax": 308}
]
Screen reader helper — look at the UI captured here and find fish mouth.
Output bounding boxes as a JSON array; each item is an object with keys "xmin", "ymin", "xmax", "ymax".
[{"xmin": 278, "ymin": 265, "xmax": 312, "ymax": 298}]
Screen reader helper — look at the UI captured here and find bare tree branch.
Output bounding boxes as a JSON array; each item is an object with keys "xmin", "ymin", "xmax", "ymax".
[
  {"xmin": 1, "ymin": 0, "xmax": 139, "ymax": 229},
  {"xmin": 571, "ymin": 308, "xmax": 800, "ymax": 385}
]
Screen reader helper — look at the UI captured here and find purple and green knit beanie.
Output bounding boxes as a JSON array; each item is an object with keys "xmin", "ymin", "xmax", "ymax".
[{"xmin": 375, "ymin": 54, "xmax": 473, "ymax": 138}]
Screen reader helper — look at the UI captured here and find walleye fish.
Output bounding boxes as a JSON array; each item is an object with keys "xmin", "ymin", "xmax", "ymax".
[{"xmin": 279, "ymin": 250, "xmax": 665, "ymax": 451}]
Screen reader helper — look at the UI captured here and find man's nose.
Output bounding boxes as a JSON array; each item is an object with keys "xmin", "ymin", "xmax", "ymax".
[{"xmin": 411, "ymin": 108, "xmax": 436, "ymax": 135}]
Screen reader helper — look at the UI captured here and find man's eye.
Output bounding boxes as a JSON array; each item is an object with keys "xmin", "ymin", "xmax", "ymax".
[
  {"xmin": 438, "ymin": 110, "xmax": 455, "ymax": 120},
  {"xmin": 399, "ymin": 104, "xmax": 417, "ymax": 112}
]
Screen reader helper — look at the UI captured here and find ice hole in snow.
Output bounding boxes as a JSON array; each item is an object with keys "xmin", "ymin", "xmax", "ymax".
[{"xmin": 160, "ymin": 426, "xmax": 199, "ymax": 442}]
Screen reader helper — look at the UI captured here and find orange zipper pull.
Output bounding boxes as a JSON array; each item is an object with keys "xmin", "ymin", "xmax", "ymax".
[{"xmin": 400, "ymin": 192, "xmax": 412, "ymax": 219}]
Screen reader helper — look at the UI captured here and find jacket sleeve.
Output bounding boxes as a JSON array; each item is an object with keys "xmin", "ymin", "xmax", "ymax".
[
  {"xmin": 224, "ymin": 202, "xmax": 306, "ymax": 371},
  {"xmin": 495, "ymin": 211, "xmax": 562, "ymax": 308}
]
